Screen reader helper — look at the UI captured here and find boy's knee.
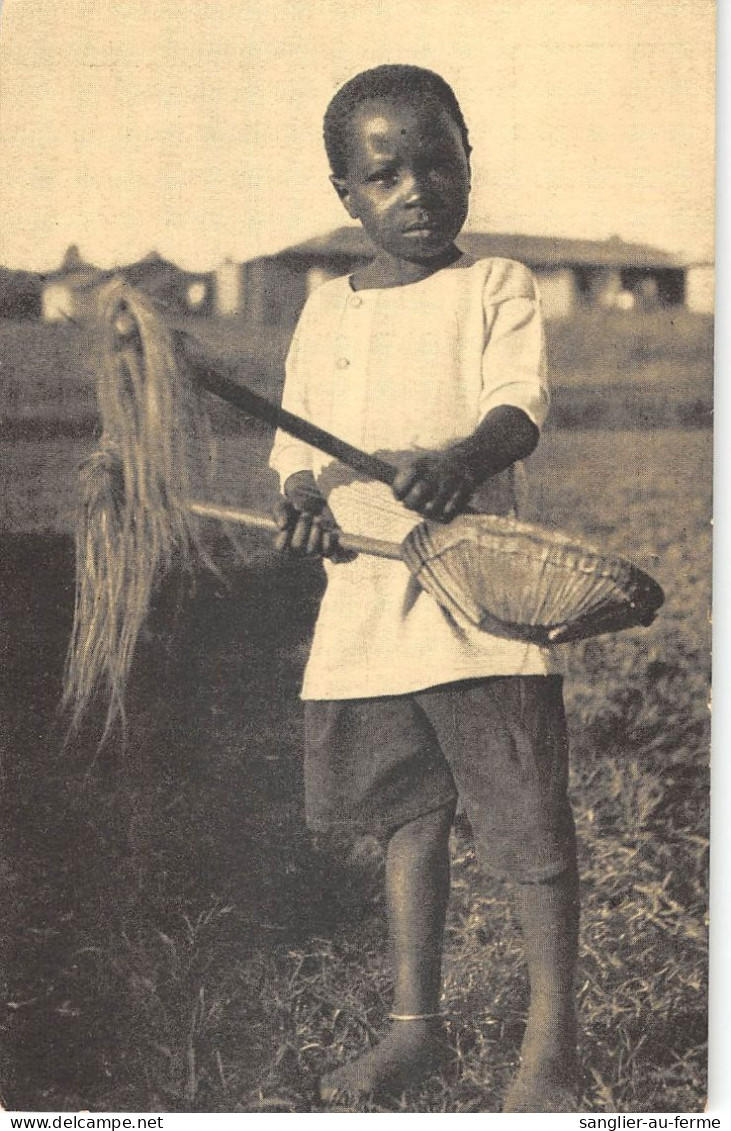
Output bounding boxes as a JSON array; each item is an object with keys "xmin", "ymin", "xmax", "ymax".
[
  {"xmin": 473, "ymin": 829, "xmax": 578, "ymax": 886},
  {"xmin": 512, "ymin": 860, "xmax": 579, "ymax": 890},
  {"xmin": 386, "ymin": 802, "xmax": 456, "ymax": 848}
]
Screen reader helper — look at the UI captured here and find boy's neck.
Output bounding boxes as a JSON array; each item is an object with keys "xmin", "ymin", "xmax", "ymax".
[{"xmin": 352, "ymin": 244, "xmax": 463, "ymax": 291}]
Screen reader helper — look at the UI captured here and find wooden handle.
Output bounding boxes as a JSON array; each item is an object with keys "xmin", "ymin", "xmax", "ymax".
[
  {"xmin": 110, "ymin": 309, "xmax": 397, "ymax": 486},
  {"xmin": 186, "ymin": 500, "xmax": 405, "ymax": 561},
  {"xmin": 183, "ymin": 346, "xmax": 397, "ymax": 487}
]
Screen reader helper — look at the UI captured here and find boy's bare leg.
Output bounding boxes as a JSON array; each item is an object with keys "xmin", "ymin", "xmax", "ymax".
[
  {"xmin": 502, "ymin": 861, "xmax": 580, "ymax": 1112},
  {"xmin": 319, "ymin": 803, "xmax": 455, "ymax": 1101}
]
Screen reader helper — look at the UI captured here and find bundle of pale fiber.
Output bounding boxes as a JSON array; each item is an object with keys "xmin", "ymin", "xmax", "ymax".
[{"xmin": 63, "ymin": 280, "xmax": 214, "ymax": 739}]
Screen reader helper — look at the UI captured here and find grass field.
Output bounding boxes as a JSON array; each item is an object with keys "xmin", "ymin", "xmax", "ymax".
[
  {"xmin": 1, "ymin": 412, "xmax": 711, "ymax": 1112},
  {"xmin": 0, "ymin": 306, "xmax": 714, "ymax": 437}
]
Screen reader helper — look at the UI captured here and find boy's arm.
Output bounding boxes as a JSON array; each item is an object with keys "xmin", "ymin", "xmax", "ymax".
[
  {"xmin": 393, "ymin": 261, "xmax": 548, "ymax": 522},
  {"xmin": 392, "ymin": 406, "xmax": 539, "ymax": 521}
]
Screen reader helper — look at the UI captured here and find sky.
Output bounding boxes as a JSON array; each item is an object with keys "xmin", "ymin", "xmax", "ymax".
[{"xmin": 0, "ymin": 0, "xmax": 716, "ymax": 272}]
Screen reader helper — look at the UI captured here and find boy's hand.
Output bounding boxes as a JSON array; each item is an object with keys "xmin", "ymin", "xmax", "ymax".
[
  {"xmin": 272, "ymin": 498, "xmax": 342, "ymax": 558},
  {"xmin": 391, "ymin": 408, "xmax": 540, "ymax": 522},
  {"xmin": 391, "ymin": 450, "xmax": 480, "ymax": 522},
  {"xmin": 273, "ymin": 472, "xmax": 350, "ymax": 559},
  {"xmin": 281, "ymin": 469, "xmax": 330, "ymax": 516}
]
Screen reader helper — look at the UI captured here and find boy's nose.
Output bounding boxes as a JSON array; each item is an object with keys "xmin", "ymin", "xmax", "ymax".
[{"xmin": 402, "ymin": 169, "xmax": 436, "ymax": 205}]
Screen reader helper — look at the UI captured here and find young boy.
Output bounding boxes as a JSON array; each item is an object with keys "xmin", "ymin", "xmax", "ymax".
[{"xmin": 269, "ymin": 64, "xmax": 579, "ymax": 1112}]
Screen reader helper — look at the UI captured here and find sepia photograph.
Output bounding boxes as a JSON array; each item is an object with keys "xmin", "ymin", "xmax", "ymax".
[{"xmin": 0, "ymin": 0, "xmax": 715, "ymax": 1115}]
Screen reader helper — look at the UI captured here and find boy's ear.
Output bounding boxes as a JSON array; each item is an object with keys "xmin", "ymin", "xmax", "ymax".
[{"xmin": 330, "ymin": 175, "xmax": 358, "ymax": 219}]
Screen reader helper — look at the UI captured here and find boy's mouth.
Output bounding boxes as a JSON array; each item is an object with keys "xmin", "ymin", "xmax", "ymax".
[{"xmin": 402, "ymin": 217, "xmax": 442, "ymax": 236}]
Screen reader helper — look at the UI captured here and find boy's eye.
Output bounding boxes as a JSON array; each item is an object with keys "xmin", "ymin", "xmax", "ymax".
[{"xmin": 368, "ymin": 170, "xmax": 398, "ymax": 186}]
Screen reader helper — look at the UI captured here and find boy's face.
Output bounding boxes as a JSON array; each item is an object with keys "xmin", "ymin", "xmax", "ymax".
[{"xmin": 331, "ymin": 97, "xmax": 470, "ymax": 265}]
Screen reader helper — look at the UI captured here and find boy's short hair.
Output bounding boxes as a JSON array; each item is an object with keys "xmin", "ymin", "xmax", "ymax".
[{"xmin": 324, "ymin": 64, "xmax": 471, "ymax": 178}]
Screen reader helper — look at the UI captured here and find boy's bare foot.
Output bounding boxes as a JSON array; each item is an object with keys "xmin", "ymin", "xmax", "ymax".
[
  {"xmin": 501, "ymin": 1004, "xmax": 578, "ymax": 1113},
  {"xmin": 318, "ymin": 1018, "xmax": 451, "ymax": 1103},
  {"xmin": 501, "ymin": 1060, "xmax": 577, "ymax": 1113}
]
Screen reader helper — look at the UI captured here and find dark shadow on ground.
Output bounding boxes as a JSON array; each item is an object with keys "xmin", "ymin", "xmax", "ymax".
[{"xmin": 1, "ymin": 535, "xmax": 382, "ymax": 1110}]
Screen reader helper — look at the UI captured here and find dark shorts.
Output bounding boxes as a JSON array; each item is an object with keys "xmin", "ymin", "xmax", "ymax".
[{"xmin": 304, "ymin": 675, "xmax": 575, "ymax": 883}]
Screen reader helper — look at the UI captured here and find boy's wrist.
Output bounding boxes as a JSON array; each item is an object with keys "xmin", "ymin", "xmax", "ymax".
[
  {"xmin": 445, "ymin": 407, "xmax": 540, "ymax": 486},
  {"xmin": 442, "ymin": 439, "xmax": 492, "ymax": 488},
  {"xmin": 283, "ymin": 470, "xmax": 327, "ymax": 514}
]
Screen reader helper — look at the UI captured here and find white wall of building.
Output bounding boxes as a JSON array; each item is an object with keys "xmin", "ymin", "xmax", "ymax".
[
  {"xmin": 186, "ymin": 280, "xmax": 208, "ymax": 311},
  {"xmin": 534, "ymin": 268, "xmax": 577, "ymax": 320},
  {"xmin": 42, "ymin": 282, "xmax": 75, "ymax": 322},
  {"xmin": 685, "ymin": 266, "xmax": 714, "ymax": 314},
  {"xmin": 215, "ymin": 260, "xmax": 242, "ymax": 315}
]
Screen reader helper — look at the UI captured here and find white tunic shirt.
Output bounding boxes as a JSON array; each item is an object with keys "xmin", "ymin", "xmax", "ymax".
[{"xmin": 269, "ymin": 254, "xmax": 560, "ymax": 700}]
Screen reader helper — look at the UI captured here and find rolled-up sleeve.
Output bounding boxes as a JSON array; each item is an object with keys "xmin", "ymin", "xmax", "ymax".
[{"xmin": 479, "ymin": 260, "xmax": 550, "ymax": 431}]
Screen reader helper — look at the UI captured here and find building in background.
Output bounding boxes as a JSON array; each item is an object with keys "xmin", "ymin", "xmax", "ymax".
[
  {"xmin": 684, "ymin": 263, "xmax": 714, "ymax": 315},
  {"xmin": 14, "ymin": 234, "xmax": 713, "ymax": 328},
  {"xmin": 40, "ymin": 247, "xmax": 214, "ymax": 323},
  {"xmin": 214, "ymin": 256, "xmax": 314, "ymax": 326},
  {"xmin": 0, "ymin": 266, "xmax": 43, "ymax": 320},
  {"xmin": 117, "ymin": 252, "xmax": 214, "ymax": 317},
  {"xmin": 41, "ymin": 246, "xmax": 103, "ymax": 323},
  {"xmin": 215, "ymin": 228, "xmax": 702, "ymax": 328}
]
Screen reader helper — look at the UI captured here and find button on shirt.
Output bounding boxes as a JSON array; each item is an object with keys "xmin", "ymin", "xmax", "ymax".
[{"xmin": 269, "ymin": 255, "xmax": 560, "ymax": 700}]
